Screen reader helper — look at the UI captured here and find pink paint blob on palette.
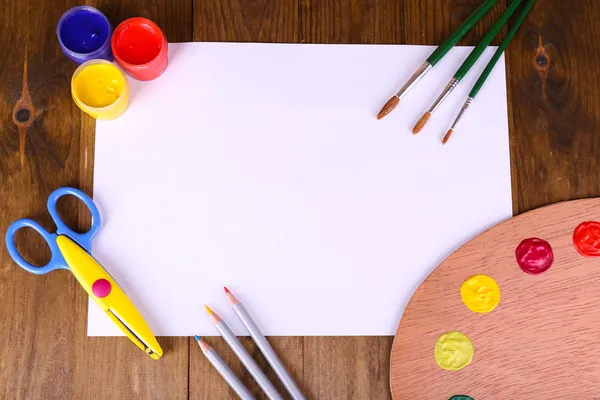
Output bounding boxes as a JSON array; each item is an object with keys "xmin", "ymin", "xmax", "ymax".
[
  {"xmin": 391, "ymin": 199, "xmax": 600, "ymax": 399},
  {"xmin": 515, "ymin": 237, "xmax": 554, "ymax": 274}
]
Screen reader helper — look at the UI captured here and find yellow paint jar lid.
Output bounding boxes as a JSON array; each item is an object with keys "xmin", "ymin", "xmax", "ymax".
[{"xmin": 71, "ymin": 59, "xmax": 129, "ymax": 120}]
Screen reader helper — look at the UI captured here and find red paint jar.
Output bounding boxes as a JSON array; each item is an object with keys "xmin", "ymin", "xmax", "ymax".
[{"xmin": 111, "ymin": 17, "xmax": 168, "ymax": 81}]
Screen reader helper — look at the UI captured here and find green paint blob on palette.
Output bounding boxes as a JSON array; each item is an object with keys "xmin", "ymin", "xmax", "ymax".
[{"xmin": 390, "ymin": 198, "xmax": 600, "ymax": 399}]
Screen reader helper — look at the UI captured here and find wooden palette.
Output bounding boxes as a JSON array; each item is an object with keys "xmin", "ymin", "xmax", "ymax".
[{"xmin": 390, "ymin": 199, "xmax": 600, "ymax": 399}]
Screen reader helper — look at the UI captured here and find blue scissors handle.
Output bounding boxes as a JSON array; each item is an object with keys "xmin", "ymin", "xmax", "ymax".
[
  {"xmin": 5, "ymin": 219, "xmax": 68, "ymax": 274},
  {"xmin": 47, "ymin": 187, "xmax": 101, "ymax": 252},
  {"xmin": 5, "ymin": 187, "xmax": 102, "ymax": 275}
]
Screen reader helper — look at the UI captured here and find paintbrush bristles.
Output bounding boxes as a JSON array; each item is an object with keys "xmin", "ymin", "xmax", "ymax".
[
  {"xmin": 412, "ymin": 112, "xmax": 431, "ymax": 134},
  {"xmin": 377, "ymin": 96, "xmax": 400, "ymax": 120},
  {"xmin": 442, "ymin": 129, "xmax": 454, "ymax": 145}
]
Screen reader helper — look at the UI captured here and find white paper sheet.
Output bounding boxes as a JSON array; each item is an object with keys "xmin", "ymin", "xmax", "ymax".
[{"xmin": 90, "ymin": 42, "xmax": 512, "ymax": 336}]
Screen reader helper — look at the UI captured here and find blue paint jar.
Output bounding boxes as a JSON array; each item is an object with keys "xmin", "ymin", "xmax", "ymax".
[{"xmin": 57, "ymin": 6, "xmax": 113, "ymax": 64}]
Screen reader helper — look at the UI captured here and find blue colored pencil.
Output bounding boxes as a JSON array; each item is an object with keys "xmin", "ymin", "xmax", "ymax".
[{"xmin": 194, "ymin": 335, "xmax": 255, "ymax": 400}]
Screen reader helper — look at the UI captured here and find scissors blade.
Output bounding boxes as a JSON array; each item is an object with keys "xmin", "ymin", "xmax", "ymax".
[
  {"xmin": 56, "ymin": 235, "xmax": 163, "ymax": 360},
  {"xmin": 100, "ymin": 275, "xmax": 163, "ymax": 360},
  {"xmin": 105, "ymin": 309, "xmax": 163, "ymax": 360}
]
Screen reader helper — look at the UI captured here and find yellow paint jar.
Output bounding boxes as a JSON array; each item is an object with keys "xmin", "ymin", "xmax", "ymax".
[{"xmin": 71, "ymin": 59, "xmax": 129, "ymax": 120}]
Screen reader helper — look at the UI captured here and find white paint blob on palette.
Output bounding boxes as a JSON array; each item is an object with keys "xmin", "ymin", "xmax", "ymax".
[{"xmin": 89, "ymin": 42, "xmax": 512, "ymax": 336}]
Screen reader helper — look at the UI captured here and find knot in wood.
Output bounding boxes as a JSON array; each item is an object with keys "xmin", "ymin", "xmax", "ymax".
[{"xmin": 14, "ymin": 108, "xmax": 31, "ymax": 124}]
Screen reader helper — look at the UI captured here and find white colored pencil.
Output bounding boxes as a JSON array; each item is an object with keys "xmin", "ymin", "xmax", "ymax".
[
  {"xmin": 225, "ymin": 287, "xmax": 306, "ymax": 400},
  {"xmin": 205, "ymin": 306, "xmax": 283, "ymax": 400},
  {"xmin": 194, "ymin": 336, "xmax": 256, "ymax": 400}
]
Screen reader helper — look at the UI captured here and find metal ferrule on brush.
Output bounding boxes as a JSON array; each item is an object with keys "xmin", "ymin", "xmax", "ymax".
[
  {"xmin": 428, "ymin": 78, "xmax": 460, "ymax": 113},
  {"xmin": 450, "ymin": 97, "xmax": 474, "ymax": 130},
  {"xmin": 395, "ymin": 62, "xmax": 432, "ymax": 99}
]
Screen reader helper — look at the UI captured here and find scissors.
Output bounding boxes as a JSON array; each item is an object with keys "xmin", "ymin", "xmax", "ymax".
[{"xmin": 5, "ymin": 187, "xmax": 163, "ymax": 360}]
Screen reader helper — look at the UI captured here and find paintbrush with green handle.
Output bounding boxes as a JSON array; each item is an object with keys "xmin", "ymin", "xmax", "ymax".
[
  {"xmin": 442, "ymin": 0, "xmax": 536, "ymax": 144},
  {"xmin": 412, "ymin": 0, "xmax": 523, "ymax": 134},
  {"xmin": 377, "ymin": 0, "xmax": 499, "ymax": 120}
]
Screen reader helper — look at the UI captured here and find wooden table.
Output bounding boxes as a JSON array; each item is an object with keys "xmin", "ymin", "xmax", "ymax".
[{"xmin": 0, "ymin": 1, "xmax": 597, "ymax": 399}]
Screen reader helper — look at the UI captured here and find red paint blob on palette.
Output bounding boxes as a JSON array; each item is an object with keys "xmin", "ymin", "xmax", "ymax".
[
  {"xmin": 573, "ymin": 221, "xmax": 600, "ymax": 256},
  {"xmin": 515, "ymin": 238, "xmax": 554, "ymax": 275}
]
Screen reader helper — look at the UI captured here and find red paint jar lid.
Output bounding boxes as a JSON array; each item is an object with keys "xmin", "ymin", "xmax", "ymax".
[{"xmin": 112, "ymin": 17, "xmax": 168, "ymax": 81}]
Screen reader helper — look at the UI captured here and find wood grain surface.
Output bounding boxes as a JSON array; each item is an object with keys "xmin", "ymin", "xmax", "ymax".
[
  {"xmin": 391, "ymin": 198, "xmax": 600, "ymax": 399},
  {"xmin": 1, "ymin": 0, "xmax": 598, "ymax": 399}
]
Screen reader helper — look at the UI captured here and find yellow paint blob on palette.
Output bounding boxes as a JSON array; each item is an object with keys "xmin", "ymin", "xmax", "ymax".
[
  {"xmin": 433, "ymin": 331, "xmax": 473, "ymax": 371},
  {"xmin": 390, "ymin": 199, "xmax": 600, "ymax": 399},
  {"xmin": 460, "ymin": 274, "xmax": 500, "ymax": 313}
]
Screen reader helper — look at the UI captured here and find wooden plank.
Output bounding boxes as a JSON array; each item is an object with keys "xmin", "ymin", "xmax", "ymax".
[
  {"xmin": 403, "ymin": 0, "xmax": 507, "ymax": 47},
  {"xmin": 0, "ymin": 0, "xmax": 193, "ymax": 399},
  {"xmin": 72, "ymin": 2, "xmax": 193, "ymax": 398},
  {"xmin": 298, "ymin": 0, "xmax": 403, "ymax": 44},
  {"xmin": 297, "ymin": 1, "xmax": 507, "ymax": 400},
  {"xmin": 505, "ymin": 0, "xmax": 600, "ymax": 214},
  {"xmin": 296, "ymin": 1, "xmax": 404, "ymax": 400},
  {"xmin": 191, "ymin": 336, "xmax": 304, "ymax": 400},
  {"xmin": 194, "ymin": 0, "xmax": 298, "ymax": 42},
  {"xmin": 0, "ymin": 0, "xmax": 88, "ymax": 398},
  {"xmin": 188, "ymin": 1, "xmax": 512, "ymax": 399},
  {"xmin": 95, "ymin": 0, "xmax": 194, "ymax": 43},
  {"xmin": 190, "ymin": 2, "xmax": 303, "ymax": 399},
  {"xmin": 3, "ymin": 0, "xmax": 600, "ymax": 399},
  {"xmin": 304, "ymin": 337, "xmax": 394, "ymax": 399},
  {"xmin": 393, "ymin": 1, "xmax": 600, "ymax": 398},
  {"xmin": 391, "ymin": 198, "xmax": 600, "ymax": 398}
]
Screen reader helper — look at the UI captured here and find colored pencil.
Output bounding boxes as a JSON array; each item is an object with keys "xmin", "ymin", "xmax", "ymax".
[
  {"xmin": 205, "ymin": 306, "xmax": 283, "ymax": 400},
  {"xmin": 376, "ymin": 0, "xmax": 499, "ymax": 120},
  {"xmin": 225, "ymin": 287, "xmax": 306, "ymax": 400},
  {"xmin": 412, "ymin": 0, "xmax": 523, "ymax": 134},
  {"xmin": 194, "ymin": 336, "xmax": 256, "ymax": 400},
  {"xmin": 443, "ymin": 0, "xmax": 536, "ymax": 144}
]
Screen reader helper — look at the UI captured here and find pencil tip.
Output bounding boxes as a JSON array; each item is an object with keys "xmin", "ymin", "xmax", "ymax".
[
  {"xmin": 412, "ymin": 112, "xmax": 431, "ymax": 134},
  {"xmin": 224, "ymin": 287, "xmax": 238, "ymax": 305},
  {"xmin": 197, "ymin": 338, "xmax": 211, "ymax": 353},
  {"xmin": 194, "ymin": 335, "xmax": 211, "ymax": 352},
  {"xmin": 205, "ymin": 305, "xmax": 221, "ymax": 323},
  {"xmin": 224, "ymin": 286, "xmax": 230, "ymax": 294},
  {"xmin": 377, "ymin": 96, "xmax": 400, "ymax": 120},
  {"xmin": 442, "ymin": 128, "xmax": 454, "ymax": 145}
]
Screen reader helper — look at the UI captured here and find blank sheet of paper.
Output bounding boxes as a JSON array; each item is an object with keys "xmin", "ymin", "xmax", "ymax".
[{"xmin": 90, "ymin": 42, "xmax": 512, "ymax": 336}]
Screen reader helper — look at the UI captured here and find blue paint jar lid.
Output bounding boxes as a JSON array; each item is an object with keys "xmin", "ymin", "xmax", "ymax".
[{"xmin": 57, "ymin": 6, "xmax": 113, "ymax": 64}]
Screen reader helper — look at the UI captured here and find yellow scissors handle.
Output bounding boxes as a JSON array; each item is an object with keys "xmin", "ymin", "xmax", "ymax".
[{"xmin": 57, "ymin": 235, "xmax": 163, "ymax": 359}]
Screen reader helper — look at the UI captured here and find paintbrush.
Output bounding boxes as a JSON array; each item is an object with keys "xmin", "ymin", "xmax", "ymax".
[
  {"xmin": 376, "ymin": 0, "xmax": 499, "ymax": 120},
  {"xmin": 443, "ymin": 0, "xmax": 536, "ymax": 144},
  {"xmin": 412, "ymin": 0, "xmax": 523, "ymax": 134}
]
